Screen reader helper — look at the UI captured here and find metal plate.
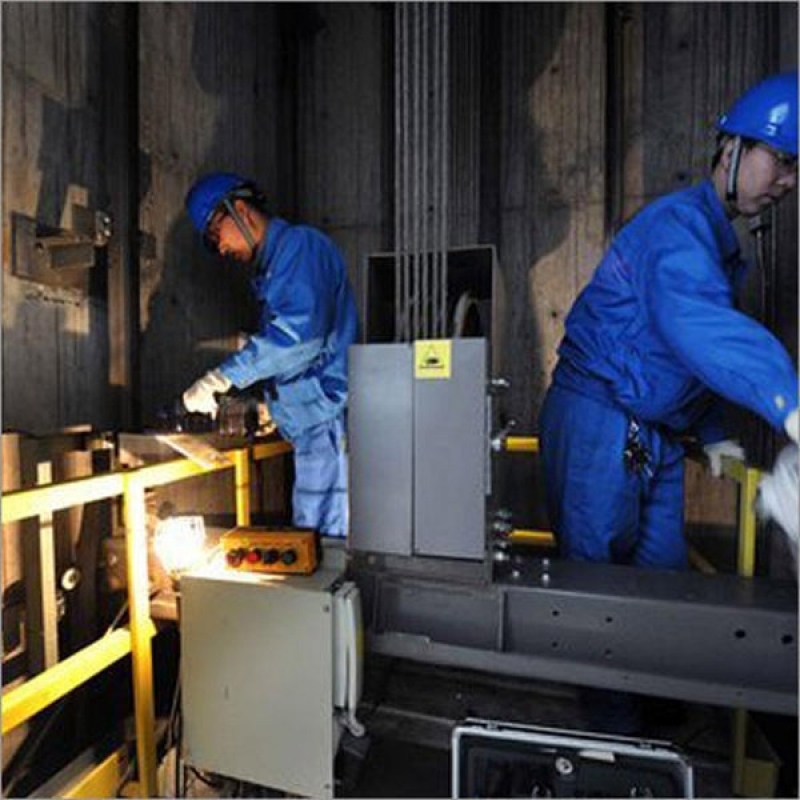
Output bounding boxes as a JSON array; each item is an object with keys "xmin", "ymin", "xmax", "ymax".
[
  {"xmin": 356, "ymin": 557, "xmax": 798, "ymax": 714},
  {"xmin": 413, "ymin": 338, "xmax": 487, "ymax": 559},
  {"xmin": 181, "ymin": 568, "xmax": 342, "ymax": 798},
  {"xmin": 348, "ymin": 344, "xmax": 414, "ymax": 555}
]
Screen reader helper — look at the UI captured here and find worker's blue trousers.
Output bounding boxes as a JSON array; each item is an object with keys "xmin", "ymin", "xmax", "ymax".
[
  {"xmin": 291, "ymin": 414, "xmax": 348, "ymax": 538},
  {"xmin": 539, "ymin": 385, "xmax": 688, "ymax": 734},
  {"xmin": 539, "ymin": 385, "xmax": 687, "ymax": 569}
]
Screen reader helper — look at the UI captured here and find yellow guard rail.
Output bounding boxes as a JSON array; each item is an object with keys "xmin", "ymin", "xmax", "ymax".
[{"xmin": 1, "ymin": 439, "xmax": 291, "ymax": 797}]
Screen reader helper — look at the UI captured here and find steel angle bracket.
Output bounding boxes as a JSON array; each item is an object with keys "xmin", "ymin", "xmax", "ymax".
[{"xmin": 11, "ymin": 207, "xmax": 112, "ymax": 289}]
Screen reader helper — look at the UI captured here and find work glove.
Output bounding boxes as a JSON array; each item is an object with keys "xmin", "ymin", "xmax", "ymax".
[
  {"xmin": 784, "ymin": 408, "xmax": 799, "ymax": 444},
  {"xmin": 755, "ymin": 444, "xmax": 798, "ymax": 569},
  {"xmin": 703, "ymin": 439, "xmax": 745, "ymax": 478},
  {"xmin": 182, "ymin": 368, "xmax": 232, "ymax": 418}
]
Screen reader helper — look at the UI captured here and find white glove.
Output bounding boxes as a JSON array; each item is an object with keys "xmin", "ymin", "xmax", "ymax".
[
  {"xmin": 784, "ymin": 408, "xmax": 799, "ymax": 444},
  {"xmin": 182, "ymin": 369, "xmax": 232, "ymax": 418},
  {"xmin": 703, "ymin": 439, "xmax": 746, "ymax": 478},
  {"xmin": 755, "ymin": 444, "xmax": 799, "ymax": 568}
]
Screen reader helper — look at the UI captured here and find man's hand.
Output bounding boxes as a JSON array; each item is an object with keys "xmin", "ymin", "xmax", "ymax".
[
  {"xmin": 784, "ymin": 408, "xmax": 799, "ymax": 444},
  {"xmin": 703, "ymin": 439, "xmax": 746, "ymax": 478},
  {"xmin": 182, "ymin": 369, "xmax": 232, "ymax": 418},
  {"xmin": 755, "ymin": 444, "xmax": 799, "ymax": 553}
]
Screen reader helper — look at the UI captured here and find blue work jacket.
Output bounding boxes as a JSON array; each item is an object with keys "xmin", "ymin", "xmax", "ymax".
[
  {"xmin": 553, "ymin": 180, "xmax": 798, "ymax": 441},
  {"xmin": 219, "ymin": 218, "xmax": 359, "ymax": 441}
]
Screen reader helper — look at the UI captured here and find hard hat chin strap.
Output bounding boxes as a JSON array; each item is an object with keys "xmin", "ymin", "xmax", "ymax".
[
  {"xmin": 222, "ymin": 196, "xmax": 258, "ymax": 253},
  {"xmin": 726, "ymin": 136, "xmax": 743, "ymax": 206}
]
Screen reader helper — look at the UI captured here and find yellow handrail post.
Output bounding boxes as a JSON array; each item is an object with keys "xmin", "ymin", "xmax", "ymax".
[
  {"xmin": 737, "ymin": 466, "xmax": 761, "ymax": 579},
  {"xmin": 233, "ymin": 447, "xmax": 251, "ymax": 526},
  {"xmin": 122, "ymin": 473, "xmax": 158, "ymax": 798},
  {"xmin": 720, "ymin": 457, "xmax": 780, "ymax": 797},
  {"xmin": 721, "ymin": 458, "xmax": 761, "ymax": 579}
]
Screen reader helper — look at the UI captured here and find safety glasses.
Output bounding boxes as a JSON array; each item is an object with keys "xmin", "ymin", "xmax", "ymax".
[
  {"xmin": 203, "ymin": 208, "xmax": 228, "ymax": 251},
  {"xmin": 756, "ymin": 143, "xmax": 798, "ymax": 177}
]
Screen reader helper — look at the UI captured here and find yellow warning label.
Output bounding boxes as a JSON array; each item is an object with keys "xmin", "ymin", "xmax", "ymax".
[{"xmin": 414, "ymin": 339, "xmax": 452, "ymax": 380}]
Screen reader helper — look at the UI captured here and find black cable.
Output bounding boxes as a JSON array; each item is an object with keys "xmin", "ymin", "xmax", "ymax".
[
  {"xmin": 165, "ymin": 670, "xmax": 181, "ymax": 751},
  {"xmin": 105, "ymin": 598, "xmax": 130, "ymax": 635},
  {"xmin": 187, "ymin": 765, "xmax": 227, "ymax": 789},
  {"xmin": 173, "ymin": 694, "xmax": 183, "ymax": 797},
  {"xmin": 104, "ymin": 587, "xmax": 161, "ymax": 635},
  {"xmin": 114, "ymin": 751, "xmax": 137, "ymax": 797}
]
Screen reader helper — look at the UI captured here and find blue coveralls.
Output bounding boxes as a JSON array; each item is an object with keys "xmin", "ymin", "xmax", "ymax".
[
  {"xmin": 218, "ymin": 218, "xmax": 358, "ymax": 537},
  {"xmin": 540, "ymin": 179, "xmax": 798, "ymax": 568},
  {"xmin": 539, "ymin": 179, "xmax": 798, "ymax": 733}
]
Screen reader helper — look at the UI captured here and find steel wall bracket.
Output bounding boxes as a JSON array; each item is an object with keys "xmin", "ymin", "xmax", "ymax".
[{"xmin": 11, "ymin": 207, "xmax": 112, "ymax": 289}]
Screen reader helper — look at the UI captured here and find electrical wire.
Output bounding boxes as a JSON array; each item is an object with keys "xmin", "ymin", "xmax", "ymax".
[
  {"xmin": 104, "ymin": 586, "xmax": 162, "ymax": 635},
  {"xmin": 165, "ymin": 670, "xmax": 182, "ymax": 797},
  {"xmin": 114, "ymin": 751, "xmax": 138, "ymax": 797}
]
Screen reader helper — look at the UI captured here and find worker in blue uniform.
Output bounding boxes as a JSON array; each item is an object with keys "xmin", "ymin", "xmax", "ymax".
[
  {"xmin": 539, "ymin": 73, "xmax": 799, "ymax": 732},
  {"xmin": 181, "ymin": 173, "xmax": 358, "ymax": 538}
]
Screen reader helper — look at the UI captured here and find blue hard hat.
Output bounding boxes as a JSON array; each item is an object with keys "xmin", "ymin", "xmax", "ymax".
[
  {"xmin": 185, "ymin": 172, "xmax": 251, "ymax": 235},
  {"xmin": 717, "ymin": 72, "xmax": 798, "ymax": 157}
]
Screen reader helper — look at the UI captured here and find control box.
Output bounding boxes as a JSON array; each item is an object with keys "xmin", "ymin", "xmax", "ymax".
[
  {"xmin": 181, "ymin": 565, "xmax": 363, "ymax": 799},
  {"xmin": 221, "ymin": 526, "xmax": 319, "ymax": 575}
]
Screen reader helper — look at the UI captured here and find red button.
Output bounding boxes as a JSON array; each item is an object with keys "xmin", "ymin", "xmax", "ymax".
[{"xmin": 246, "ymin": 548, "xmax": 262, "ymax": 564}]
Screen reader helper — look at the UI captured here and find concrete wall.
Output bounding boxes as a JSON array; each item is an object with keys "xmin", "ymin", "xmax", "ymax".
[
  {"xmin": 2, "ymin": 1, "xmax": 796, "ymax": 518},
  {"xmin": 2, "ymin": 3, "xmax": 115, "ymax": 433},
  {"xmin": 138, "ymin": 3, "xmax": 282, "ymax": 420}
]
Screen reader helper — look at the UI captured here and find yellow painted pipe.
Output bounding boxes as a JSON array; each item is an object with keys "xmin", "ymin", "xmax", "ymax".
[
  {"xmin": 1, "ymin": 627, "xmax": 154, "ymax": 734},
  {"xmin": 123, "ymin": 474, "xmax": 158, "ymax": 798},
  {"xmin": 233, "ymin": 448, "xmax": 251, "ymax": 526},
  {"xmin": 508, "ymin": 529, "xmax": 555, "ymax": 547},
  {"xmin": 737, "ymin": 466, "xmax": 760, "ymax": 579},
  {"xmin": 722, "ymin": 457, "xmax": 763, "ymax": 795},
  {"xmin": 732, "ymin": 706, "xmax": 749, "ymax": 796},
  {"xmin": 63, "ymin": 750, "xmax": 126, "ymax": 799},
  {"xmin": 251, "ymin": 440, "xmax": 293, "ymax": 461},
  {"xmin": 134, "ymin": 454, "xmax": 230, "ymax": 488},
  {"xmin": 713, "ymin": 457, "xmax": 762, "ymax": 578},
  {"xmin": 504, "ymin": 436, "xmax": 539, "ymax": 453},
  {"xmin": 1, "ymin": 451, "xmax": 235, "ymax": 526},
  {"xmin": 2, "ymin": 472, "xmax": 125, "ymax": 524}
]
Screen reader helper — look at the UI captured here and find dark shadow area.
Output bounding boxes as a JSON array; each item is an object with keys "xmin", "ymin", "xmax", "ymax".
[
  {"xmin": 3, "ymin": 3, "xmax": 114, "ymax": 434},
  {"xmin": 482, "ymin": 4, "xmax": 571, "ymax": 529},
  {"xmin": 334, "ymin": 656, "xmax": 742, "ymax": 798},
  {"xmin": 139, "ymin": 4, "xmax": 278, "ymax": 421}
]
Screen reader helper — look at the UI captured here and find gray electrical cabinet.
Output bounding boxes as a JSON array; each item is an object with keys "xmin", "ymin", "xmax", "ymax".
[
  {"xmin": 349, "ymin": 338, "xmax": 488, "ymax": 559},
  {"xmin": 180, "ymin": 565, "xmax": 358, "ymax": 799}
]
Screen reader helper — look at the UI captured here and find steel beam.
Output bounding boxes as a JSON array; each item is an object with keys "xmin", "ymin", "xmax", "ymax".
[{"xmin": 353, "ymin": 556, "xmax": 798, "ymax": 715}]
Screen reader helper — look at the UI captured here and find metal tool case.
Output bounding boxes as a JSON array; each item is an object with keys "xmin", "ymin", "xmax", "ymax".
[{"xmin": 452, "ymin": 717, "xmax": 694, "ymax": 798}]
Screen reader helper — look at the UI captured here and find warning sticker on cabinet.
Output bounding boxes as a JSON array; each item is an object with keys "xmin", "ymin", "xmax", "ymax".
[{"xmin": 414, "ymin": 340, "xmax": 452, "ymax": 380}]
